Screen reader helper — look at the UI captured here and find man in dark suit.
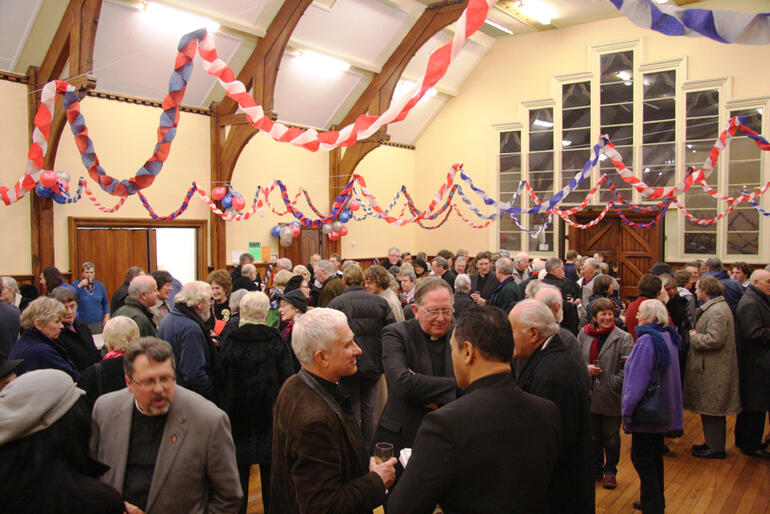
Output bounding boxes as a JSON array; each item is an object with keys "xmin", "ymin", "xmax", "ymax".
[
  {"xmin": 387, "ymin": 306, "xmax": 561, "ymax": 514},
  {"xmin": 542, "ymin": 257, "xmax": 581, "ymax": 335},
  {"xmin": 510, "ymin": 300, "xmax": 595, "ymax": 514},
  {"xmin": 489, "ymin": 257, "xmax": 523, "ymax": 313},
  {"xmin": 373, "ymin": 277, "xmax": 457, "ymax": 456},
  {"xmin": 469, "ymin": 251, "xmax": 498, "ymax": 304},
  {"xmin": 431, "ymin": 256, "xmax": 456, "ymax": 293},
  {"xmin": 271, "ymin": 308, "xmax": 396, "ymax": 513}
]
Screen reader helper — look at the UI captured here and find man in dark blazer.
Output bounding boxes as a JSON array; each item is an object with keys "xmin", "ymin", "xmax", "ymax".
[
  {"xmin": 510, "ymin": 300, "xmax": 595, "ymax": 514},
  {"xmin": 469, "ymin": 251, "xmax": 498, "ymax": 304},
  {"xmin": 91, "ymin": 337, "xmax": 242, "ymax": 513},
  {"xmin": 271, "ymin": 308, "xmax": 396, "ymax": 514},
  {"xmin": 373, "ymin": 277, "xmax": 457, "ymax": 456},
  {"xmin": 387, "ymin": 306, "xmax": 561, "ymax": 514}
]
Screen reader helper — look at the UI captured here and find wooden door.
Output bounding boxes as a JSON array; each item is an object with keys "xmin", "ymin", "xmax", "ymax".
[
  {"xmin": 279, "ymin": 228, "xmax": 331, "ymax": 267},
  {"xmin": 72, "ymin": 227, "xmax": 156, "ymax": 298},
  {"xmin": 569, "ymin": 209, "xmax": 662, "ymax": 303}
]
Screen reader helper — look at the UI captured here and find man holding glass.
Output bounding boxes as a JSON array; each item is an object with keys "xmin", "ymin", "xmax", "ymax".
[
  {"xmin": 388, "ymin": 305, "xmax": 562, "ymax": 513},
  {"xmin": 373, "ymin": 277, "xmax": 458, "ymax": 457},
  {"xmin": 271, "ymin": 308, "xmax": 397, "ymax": 514}
]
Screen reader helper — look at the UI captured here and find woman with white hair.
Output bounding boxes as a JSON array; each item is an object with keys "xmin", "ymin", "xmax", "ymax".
[
  {"xmin": 77, "ymin": 316, "xmax": 140, "ymax": 409},
  {"xmin": 622, "ymin": 299, "xmax": 683, "ymax": 513},
  {"xmin": 216, "ymin": 291, "xmax": 294, "ymax": 514}
]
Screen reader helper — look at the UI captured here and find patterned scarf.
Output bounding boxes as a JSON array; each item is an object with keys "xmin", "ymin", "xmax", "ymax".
[{"xmin": 584, "ymin": 322, "xmax": 615, "ymax": 364}]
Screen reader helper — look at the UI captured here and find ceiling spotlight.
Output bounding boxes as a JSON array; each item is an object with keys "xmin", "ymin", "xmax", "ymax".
[{"xmin": 143, "ymin": 2, "xmax": 219, "ymax": 34}]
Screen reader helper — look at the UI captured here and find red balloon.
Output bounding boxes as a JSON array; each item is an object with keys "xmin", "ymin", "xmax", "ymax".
[
  {"xmin": 349, "ymin": 199, "xmax": 360, "ymax": 211},
  {"xmin": 211, "ymin": 187, "xmax": 227, "ymax": 201},
  {"xmin": 328, "ymin": 231, "xmax": 340, "ymax": 241},
  {"xmin": 339, "ymin": 226, "xmax": 348, "ymax": 236},
  {"xmin": 39, "ymin": 170, "xmax": 57, "ymax": 188},
  {"xmin": 232, "ymin": 194, "xmax": 246, "ymax": 210},
  {"xmin": 291, "ymin": 224, "xmax": 301, "ymax": 234}
]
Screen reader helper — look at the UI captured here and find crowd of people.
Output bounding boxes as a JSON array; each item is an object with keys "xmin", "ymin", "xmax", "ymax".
[{"xmin": 0, "ymin": 249, "xmax": 768, "ymax": 514}]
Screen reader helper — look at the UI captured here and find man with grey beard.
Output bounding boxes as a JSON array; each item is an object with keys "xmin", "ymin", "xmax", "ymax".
[{"xmin": 158, "ymin": 281, "xmax": 217, "ymax": 400}]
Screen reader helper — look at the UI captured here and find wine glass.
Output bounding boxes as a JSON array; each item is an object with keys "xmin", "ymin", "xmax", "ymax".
[{"xmin": 374, "ymin": 442, "xmax": 394, "ymax": 464}]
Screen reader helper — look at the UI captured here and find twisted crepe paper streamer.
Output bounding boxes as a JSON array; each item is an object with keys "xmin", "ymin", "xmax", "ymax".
[{"xmin": 611, "ymin": 0, "xmax": 770, "ymax": 45}]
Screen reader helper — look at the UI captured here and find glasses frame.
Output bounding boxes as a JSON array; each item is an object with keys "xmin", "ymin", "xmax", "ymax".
[{"xmin": 128, "ymin": 375, "xmax": 176, "ymax": 389}]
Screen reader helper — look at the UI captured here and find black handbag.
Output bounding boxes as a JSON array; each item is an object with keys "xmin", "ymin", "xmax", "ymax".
[{"xmin": 632, "ymin": 357, "xmax": 670, "ymax": 425}]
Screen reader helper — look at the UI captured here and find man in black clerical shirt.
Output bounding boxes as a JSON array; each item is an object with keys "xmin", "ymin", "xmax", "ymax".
[
  {"xmin": 470, "ymin": 251, "xmax": 499, "ymax": 304},
  {"xmin": 91, "ymin": 337, "xmax": 242, "ymax": 513},
  {"xmin": 271, "ymin": 308, "xmax": 396, "ymax": 514}
]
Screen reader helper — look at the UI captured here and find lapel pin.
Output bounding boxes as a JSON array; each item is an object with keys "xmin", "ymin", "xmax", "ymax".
[{"xmin": 171, "ymin": 433, "xmax": 177, "ymax": 443}]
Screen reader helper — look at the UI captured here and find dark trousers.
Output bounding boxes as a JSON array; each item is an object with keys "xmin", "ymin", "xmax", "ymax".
[
  {"xmin": 340, "ymin": 374, "xmax": 379, "ymax": 447},
  {"xmin": 701, "ymin": 415, "xmax": 726, "ymax": 453},
  {"xmin": 237, "ymin": 462, "xmax": 270, "ymax": 514},
  {"xmin": 590, "ymin": 413, "xmax": 622, "ymax": 475},
  {"xmin": 735, "ymin": 410, "xmax": 768, "ymax": 452},
  {"xmin": 631, "ymin": 432, "xmax": 665, "ymax": 514}
]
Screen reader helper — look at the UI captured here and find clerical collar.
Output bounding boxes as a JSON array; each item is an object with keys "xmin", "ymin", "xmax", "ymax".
[{"xmin": 134, "ymin": 399, "xmax": 169, "ymax": 418}]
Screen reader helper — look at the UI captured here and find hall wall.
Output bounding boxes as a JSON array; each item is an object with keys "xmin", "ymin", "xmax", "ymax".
[{"xmin": 411, "ymin": 3, "xmax": 770, "ymax": 258}]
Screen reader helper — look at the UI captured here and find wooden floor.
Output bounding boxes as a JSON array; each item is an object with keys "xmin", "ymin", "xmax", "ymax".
[{"xmin": 246, "ymin": 411, "xmax": 769, "ymax": 513}]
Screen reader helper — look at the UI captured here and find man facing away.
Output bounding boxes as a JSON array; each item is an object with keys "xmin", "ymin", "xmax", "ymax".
[
  {"xmin": 387, "ymin": 305, "xmax": 561, "ymax": 514},
  {"xmin": 510, "ymin": 300, "xmax": 594, "ymax": 514},
  {"xmin": 91, "ymin": 337, "xmax": 242, "ymax": 514},
  {"xmin": 270, "ymin": 308, "xmax": 396, "ymax": 514}
]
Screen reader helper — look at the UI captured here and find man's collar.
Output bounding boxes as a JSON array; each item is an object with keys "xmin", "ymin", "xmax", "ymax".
[{"xmin": 540, "ymin": 334, "xmax": 556, "ymax": 351}]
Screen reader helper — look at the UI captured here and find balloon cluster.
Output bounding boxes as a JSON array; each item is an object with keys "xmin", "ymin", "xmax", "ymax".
[
  {"xmin": 210, "ymin": 185, "xmax": 246, "ymax": 215},
  {"xmin": 34, "ymin": 170, "xmax": 72, "ymax": 203},
  {"xmin": 320, "ymin": 207, "xmax": 353, "ymax": 242},
  {"xmin": 271, "ymin": 221, "xmax": 302, "ymax": 247}
]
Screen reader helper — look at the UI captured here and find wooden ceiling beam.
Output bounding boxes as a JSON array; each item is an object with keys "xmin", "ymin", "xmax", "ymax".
[
  {"xmin": 329, "ymin": 0, "xmax": 468, "ymax": 208},
  {"xmin": 26, "ymin": 0, "xmax": 102, "ymax": 282}
]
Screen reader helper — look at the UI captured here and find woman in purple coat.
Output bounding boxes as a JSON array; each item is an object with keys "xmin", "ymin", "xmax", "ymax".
[{"xmin": 622, "ymin": 299, "xmax": 683, "ymax": 514}]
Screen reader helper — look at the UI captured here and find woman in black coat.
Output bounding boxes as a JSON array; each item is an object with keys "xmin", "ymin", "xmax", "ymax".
[
  {"xmin": 51, "ymin": 287, "xmax": 101, "ymax": 373},
  {"xmin": 216, "ymin": 291, "xmax": 294, "ymax": 514}
]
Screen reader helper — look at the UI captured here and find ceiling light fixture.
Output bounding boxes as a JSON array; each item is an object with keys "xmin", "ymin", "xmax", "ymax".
[
  {"xmin": 143, "ymin": 2, "xmax": 220, "ymax": 35},
  {"xmin": 516, "ymin": 0, "xmax": 556, "ymax": 25},
  {"xmin": 296, "ymin": 49, "xmax": 350, "ymax": 74}
]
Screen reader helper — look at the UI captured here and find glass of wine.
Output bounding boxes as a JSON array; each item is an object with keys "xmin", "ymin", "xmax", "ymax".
[{"xmin": 374, "ymin": 442, "xmax": 394, "ymax": 464}]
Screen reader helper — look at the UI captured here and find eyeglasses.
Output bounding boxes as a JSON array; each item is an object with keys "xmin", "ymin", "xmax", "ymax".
[
  {"xmin": 129, "ymin": 375, "xmax": 176, "ymax": 389},
  {"xmin": 63, "ymin": 303, "xmax": 78, "ymax": 311},
  {"xmin": 419, "ymin": 306, "xmax": 454, "ymax": 318}
]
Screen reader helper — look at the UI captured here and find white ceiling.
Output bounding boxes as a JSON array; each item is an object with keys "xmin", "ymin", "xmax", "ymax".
[{"xmin": 0, "ymin": 0, "xmax": 686, "ymax": 145}]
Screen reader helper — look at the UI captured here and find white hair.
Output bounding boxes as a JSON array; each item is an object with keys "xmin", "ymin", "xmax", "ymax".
[
  {"xmin": 534, "ymin": 286, "xmax": 564, "ymax": 323},
  {"xmin": 239, "ymin": 291, "xmax": 270, "ymax": 325},
  {"xmin": 525, "ymin": 279, "xmax": 543, "ymax": 299},
  {"xmin": 514, "ymin": 252, "xmax": 530, "ymax": 266},
  {"xmin": 638, "ymin": 299, "xmax": 669, "ymax": 326},
  {"xmin": 454, "ymin": 273, "xmax": 471, "ymax": 293},
  {"xmin": 277, "ymin": 258, "xmax": 293, "ymax": 271},
  {"xmin": 229, "ymin": 289, "xmax": 249, "ymax": 311},
  {"xmin": 128, "ymin": 275, "xmax": 156, "ymax": 299},
  {"xmin": 241, "ymin": 263, "xmax": 256, "ymax": 276},
  {"xmin": 495, "ymin": 257, "xmax": 513, "ymax": 275},
  {"xmin": 511, "ymin": 299, "xmax": 559, "ymax": 339},
  {"xmin": 292, "ymin": 308, "xmax": 348, "ymax": 365},
  {"xmin": 583, "ymin": 257, "xmax": 600, "ymax": 272},
  {"xmin": 102, "ymin": 316, "xmax": 140, "ymax": 352},
  {"xmin": 315, "ymin": 259, "xmax": 335, "ymax": 274},
  {"xmin": 174, "ymin": 281, "xmax": 213, "ymax": 308}
]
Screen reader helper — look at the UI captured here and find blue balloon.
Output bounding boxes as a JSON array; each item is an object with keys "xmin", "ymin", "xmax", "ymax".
[
  {"xmin": 290, "ymin": 220, "xmax": 301, "ymax": 227},
  {"xmin": 35, "ymin": 184, "xmax": 52, "ymax": 198},
  {"xmin": 52, "ymin": 193, "xmax": 68, "ymax": 204},
  {"xmin": 271, "ymin": 225, "xmax": 282, "ymax": 237},
  {"xmin": 339, "ymin": 211, "xmax": 351, "ymax": 223},
  {"xmin": 221, "ymin": 194, "xmax": 233, "ymax": 209}
]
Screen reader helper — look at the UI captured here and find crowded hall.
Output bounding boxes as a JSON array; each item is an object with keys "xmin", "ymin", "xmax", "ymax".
[{"xmin": 2, "ymin": 0, "xmax": 770, "ymax": 512}]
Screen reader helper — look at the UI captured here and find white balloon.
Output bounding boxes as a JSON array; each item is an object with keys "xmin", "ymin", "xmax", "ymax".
[
  {"xmin": 321, "ymin": 224, "xmax": 333, "ymax": 234},
  {"xmin": 280, "ymin": 237, "xmax": 292, "ymax": 247},
  {"xmin": 55, "ymin": 171, "xmax": 71, "ymax": 183},
  {"xmin": 280, "ymin": 226, "xmax": 293, "ymax": 238},
  {"xmin": 332, "ymin": 221, "xmax": 344, "ymax": 232}
]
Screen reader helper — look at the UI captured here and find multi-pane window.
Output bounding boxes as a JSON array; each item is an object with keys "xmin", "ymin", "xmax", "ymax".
[
  {"xmin": 529, "ymin": 108, "xmax": 555, "ymax": 251},
  {"xmin": 727, "ymin": 108, "xmax": 763, "ymax": 255},
  {"xmin": 562, "ymin": 82, "xmax": 592, "ymax": 204},
  {"xmin": 599, "ymin": 51, "xmax": 634, "ymax": 203},
  {"xmin": 683, "ymin": 90, "xmax": 720, "ymax": 254},
  {"xmin": 498, "ymin": 130, "xmax": 522, "ymax": 251},
  {"xmin": 642, "ymin": 71, "xmax": 676, "ymax": 194}
]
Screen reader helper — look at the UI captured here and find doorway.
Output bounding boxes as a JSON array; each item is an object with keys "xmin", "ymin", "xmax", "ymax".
[
  {"xmin": 278, "ymin": 227, "xmax": 334, "ymax": 268},
  {"xmin": 568, "ymin": 209, "xmax": 663, "ymax": 303}
]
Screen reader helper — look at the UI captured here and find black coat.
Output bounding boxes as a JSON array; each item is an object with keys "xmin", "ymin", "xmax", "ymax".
[
  {"xmin": 217, "ymin": 322, "xmax": 294, "ymax": 464},
  {"xmin": 109, "ymin": 284, "xmax": 129, "ymax": 314},
  {"xmin": 78, "ymin": 356, "xmax": 126, "ymax": 410},
  {"xmin": 516, "ymin": 335, "xmax": 595, "ymax": 514},
  {"xmin": 542, "ymin": 273, "xmax": 580, "ymax": 335},
  {"xmin": 452, "ymin": 292, "xmax": 475, "ymax": 320},
  {"xmin": 57, "ymin": 319, "xmax": 101, "ymax": 373},
  {"xmin": 327, "ymin": 286, "xmax": 396, "ymax": 376},
  {"xmin": 373, "ymin": 319, "xmax": 457, "ymax": 455},
  {"xmin": 0, "ymin": 301, "xmax": 21, "ymax": 356},
  {"xmin": 735, "ymin": 285, "xmax": 770, "ymax": 411},
  {"xmin": 470, "ymin": 272, "xmax": 498, "ymax": 301},
  {"xmin": 231, "ymin": 276, "xmax": 258, "ymax": 292},
  {"xmin": 441, "ymin": 270, "xmax": 457, "ymax": 292},
  {"xmin": 387, "ymin": 373, "xmax": 561, "ymax": 514}
]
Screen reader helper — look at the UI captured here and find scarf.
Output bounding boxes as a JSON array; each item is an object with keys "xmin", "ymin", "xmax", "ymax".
[
  {"xmin": 103, "ymin": 350, "xmax": 124, "ymax": 360},
  {"xmin": 635, "ymin": 323, "xmax": 681, "ymax": 370},
  {"xmin": 584, "ymin": 322, "xmax": 615, "ymax": 364}
]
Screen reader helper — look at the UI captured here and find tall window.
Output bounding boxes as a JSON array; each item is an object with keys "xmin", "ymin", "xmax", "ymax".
[
  {"xmin": 562, "ymin": 82, "xmax": 592, "ymax": 204},
  {"xmin": 529, "ymin": 108, "xmax": 555, "ymax": 251},
  {"xmin": 599, "ymin": 51, "xmax": 634, "ymax": 203},
  {"xmin": 642, "ymin": 71, "xmax": 676, "ymax": 194},
  {"xmin": 683, "ymin": 90, "xmax": 719, "ymax": 254},
  {"xmin": 727, "ymin": 108, "xmax": 763, "ymax": 255},
  {"xmin": 499, "ymin": 130, "xmax": 522, "ymax": 251}
]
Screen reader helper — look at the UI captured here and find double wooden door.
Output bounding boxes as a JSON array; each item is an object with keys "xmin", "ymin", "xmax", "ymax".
[
  {"xmin": 279, "ymin": 228, "xmax": 334, "ymax": 267},
  {"xmin": 568, "ymin": 210, "xmax": 663, "ymax": 303}
]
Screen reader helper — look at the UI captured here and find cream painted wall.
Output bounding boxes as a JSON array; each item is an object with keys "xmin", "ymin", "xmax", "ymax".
[
  {"xmin": 414, "ymin": 8, "xmax": 770, "ymax": 257},
  {"xmin": 0, "ymin": 81, "xmax": 33, "ymax": 274},
  {"xmin": 341, "ymin": 145, "xmax": 415, "ymax": 259}
]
